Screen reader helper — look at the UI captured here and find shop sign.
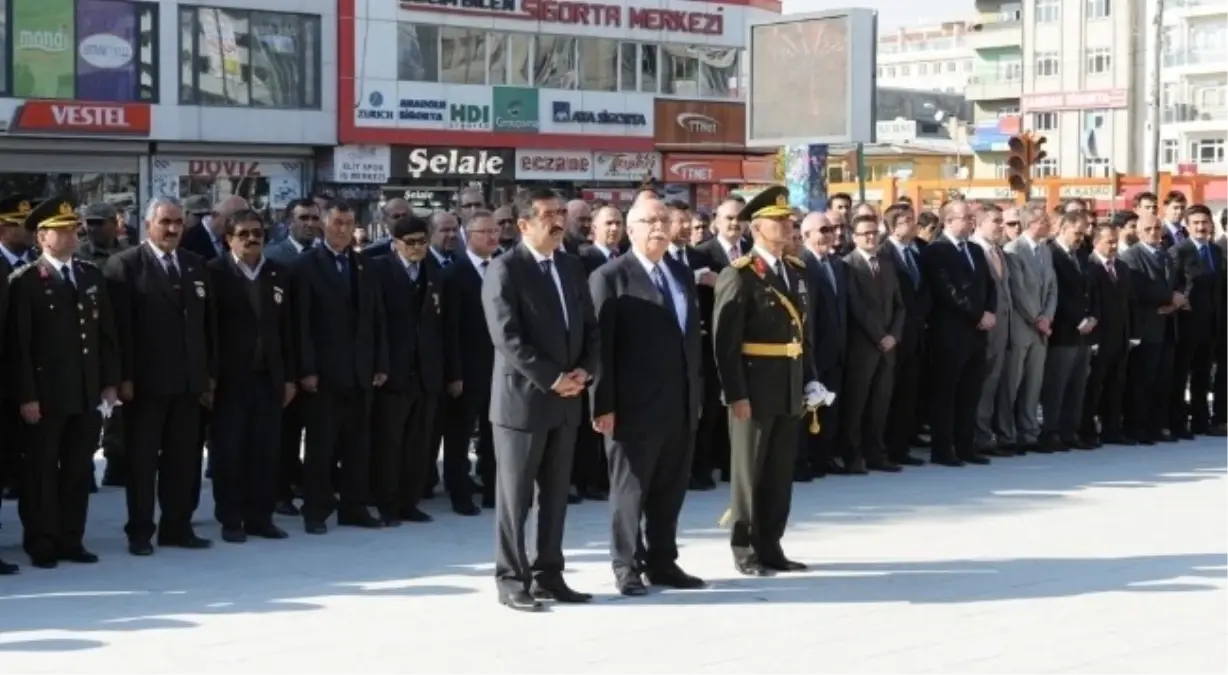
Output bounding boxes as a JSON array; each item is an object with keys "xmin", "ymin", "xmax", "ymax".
[
  {"xmin": 1022, "ymin": 90, "xmax": 1128, "ymax": 112},
  {"xmin": 654, "ymin": 100, "xmax": 745, "ymax": 148},
  {"xmin": 398, "ymin": 0, "xmax": 725, "ymax": 36},
  {"xmin": 392, "ymin": 147, "xmax": 514, "ymax": 180},
  {"xmin": 551, "ymin": 101, "xmax": 646, "ymax": 127},
  {"xmin": 333, "ymin": 145, "xmax": 392, "ymax": 184},
  {"xmin": 515, "ymin": 150, "xmax": 594, "ymax": 181},
  {"xmin": 492, "ymin": 86, "xmax": 539, "ymax": 133},
  {"xmin": 150, "ymin": 158, "xmax": 306, "ymax": 209},
  {"xmin": 581, "ymin": 188, "xmax": 637, "ymax": 205},
  {"xmin": 189, "ymin": 160, "xmax": 263, "ymax": 179},
  {"xmin": 7, "ymin": 100, "xmax": 151, "ymax": 136},
  {"xmin": 592, "ymin": 152, "xmax": 661, "ymax": 181},
  {"xmin": 663, "ymin": 155, "xmax": 745, "ymax": 183}
]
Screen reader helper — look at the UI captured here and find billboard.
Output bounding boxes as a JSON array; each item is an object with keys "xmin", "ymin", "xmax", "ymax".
[{"xmin": 745, "ymin": 9, "xmax": 877, "ymax": 147}]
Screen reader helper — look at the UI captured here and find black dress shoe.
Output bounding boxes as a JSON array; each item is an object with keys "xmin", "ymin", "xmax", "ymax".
[
  {"xmin": 451, "ymin": 499, "xmax": 481, "ymax": 516},
  {"xmin": 89, "ymin": 478, "xmax": 98, "ymax": 494},
  {"xmin": 618, "ymin": 576, "xmax": 648, "ymax": 596},
  {"xmin": 0, "ymin": 557, "xmax": 17, "ymax": 575},
  {"xmin": 338, "ymin": 511, "xmax": 382, "ymax": 528},
  {"xmin": 845, "ymin": 458, "xmax": 868, "ymax": 475},
  {"xmin": 960, "ymin": 453, "xmax": 991, "ymax": 465},
  {"xmin": 158, "ymin": 533, "xmax": 213, "ymax": 549},
  {"xmin": 689, "ymin": 476, "xmax": 717, "ymax": 491},
  {"xmin": 734, "ymin": 557, "xmax": 772, "ymax": 577},
  {"xmin": 274, "ymin": 500, "xmax": 300, "ymax": 517},
  {"xmin": 866, "ymin": 459, "xmax": 901, "ymax": 473},
  {"xmin": 128, "ymin": 540, "xmax": 154, "ymax": 556},
  {"xmin": 644, "ymin": 565, "xmax": 706, "ymax": 589},
  {"xmin": 530, "ymin": 577, "xmax": 592, "ymax": 603},
  {"xmin": 894, "ymin": 455, "xmax": 925, "ymax": 466},
  {"xmin": 378, "ymin": 514, "xmax": 401, "ymax": 528},
  {"xmin": 244, "ymin": 522, "xmax": 289, "ymax": 539},
  {"xmin": 304, "ymin": 520, "xmax": 328, "ymax": 535},
  {"xmin": 221, "ymin": 527, "xmax": 247, "ymax": 543},
  {"xmin": 29, "ymin": 554, "xmax": 58, "ymax": 569},
  {"xmin": 793, "ymin": 466, "xmax": 814, "ymax": 483},
  {"xmin": 57, "ymin": 548, "xmax": 99, "ymax": 564},
  {"xmin": 762, "ymin": 557, "xmax": 807, "ymax": 572},
  {"xmin": 583, "ymin": 487, "xmax": 609, "ymax": 501},
  {"xmin": 101, "ymin": 471, "xmax": 126, "ymax": 488},
  {"xmin": 931, "ymin": 455, "xmax": 965, "ymax": 467},
  {"xmin": 1157, "ymin": 431, "xmax": 1177, "ymax": 443},
  {"xmin": 481, "ymin": 493, "xmax": 496, "ymax": 509},
  {"xmin": 398, "ymin": 507, "xmax": 433, "ymax": 523},
  {"xmin": 1206, "ymin": 424, "xmax": 1228, "ymax": 437},
  {"xmin": 566, "ymin": 487, "xmax": 582, "ymax": 505},
  {"xmin": 498, "ymin": 589, "xmax": 543, "ymax": 612}
]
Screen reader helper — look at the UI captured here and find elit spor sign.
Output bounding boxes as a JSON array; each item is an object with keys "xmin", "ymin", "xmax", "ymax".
[{"xmin": 391, "ymin": 147, "xmax": 514, "ymax": 180}]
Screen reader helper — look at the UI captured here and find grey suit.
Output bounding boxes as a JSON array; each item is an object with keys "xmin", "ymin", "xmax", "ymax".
[
  {"xmin": 264, "ymin": 238, "xmax": 309, "ymax": 265},
  {"xmin": 481, "ymin": 243, "xmax": 599, "ymax": 594},
  {"xmin": 1001, "ymin": 234, "xmax": 1057, "ymax": 445},
  {"xmin": 972, "ymin": 238, "xmax": 1014, "ymax": 448}
]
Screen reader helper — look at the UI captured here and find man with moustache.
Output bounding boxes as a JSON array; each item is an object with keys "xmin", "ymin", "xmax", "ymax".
[
  {"xmin": 577, "ymin": 205, "xmax": 624, "ymax": 275},
  {"xmin": 1079, "ymin": 223, "xmax": 1134, "ymax": 446},
  {"xmin": 9, "ymin": 198, "xmax": 119, "ymax": 568},
  {"xmin": 105, "ymin": 196, "xmax": 215, "ymax": 555},
  {"xmin": 206, "ymin": 209, "xmax": 295, "ymax": 543},
  {"xmin": 1040, "ymin": 212, "xmax": 1098, "ymax": 451},
  {"xmin": 442, "ymin": 210, "xmax": 501, "ymax": 512},
  {"xmin": 1167, "ymin": 205, "xmax": 1226, "ymax": 437},
  {"xmin": 481, "ymin": 187, "xmax": 599, "ymax": 611},
  {"xmin": 713, "ymin": 186, "xmax": 825, "ymax": 576},
  {"xmin": 293, "ymin": 200, "xmax": 388, "ymax": 534},
  {"xmin": 370, "ymin": 214, "xmax": 451, "ymax": 524},
  {"xmin": 563, "ymin": 199, "xmax": 592, "ymax": 255},
  {"xmin": 589, "ymin": 197, "xmax": 705, "ymax": 596},
  {"xmin": 0, "ymin": 196, "xmax": 36, "ymax": 512},
  {"xmin": 797, "ymin": 212, "xmax": 847, "ymax": 479},
  {"xmin": 493, "ymin": 205, "xmax": 520, "ymax": 252}
]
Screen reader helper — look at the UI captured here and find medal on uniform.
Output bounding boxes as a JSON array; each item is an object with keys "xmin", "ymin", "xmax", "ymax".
[
  {"xmin": 193, "ymin": 280, "xmax": 206, "ymax": 298},
  {"xmin": 273, "ymin": 285, "xmax": 284, "ymax": 305},
  {"xmin": 432, "ymin": 292, "xmax": 441, "ymax": 313},
  {"xmin": 797, "ymin": 279, "xmax": 806, "ymax": 294}
]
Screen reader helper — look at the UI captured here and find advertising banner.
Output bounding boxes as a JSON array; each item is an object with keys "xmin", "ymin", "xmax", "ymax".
[
  {"xmin": 389, "ymin": 147, "xmax": 515, "ymax": 180},
  {"xmin": 515, "ymin": 150, "xmax": 594, "ymax": 181},
  {"xmin": 76, "ymin": 0, "xmax": 139, "ymax": 101},
  {"xmin": 592, "ymin": 152, "xmax": 661, "ymax": 181},
  {"xmin": 12, "ymin": 0, "xmax": 76, "ymax": 98}
]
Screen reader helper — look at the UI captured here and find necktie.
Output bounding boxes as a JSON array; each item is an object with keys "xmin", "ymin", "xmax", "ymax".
[
  {"xmin": 1105, "ymin": 259, "xmax": 1117, "ymax": 282},
  {"xmin": 480, "ymin": 259, "xmax": 489, "ymax": 273},
  {"xmin": 958, "ymin": 242, "xmax": 975, "ymax": 271},
  {"xmin": 820, "ymin": 257, "xmax": 836, "ymax": 290},
  {"xmin": 61, "ymin": 264, "xmax": 75, "ymax": 288},
  {"xmin": 407, "ymin": 261, "xmax": 419, "ymax": 282},
  {"xmin": 335, "ymin": 252, "xmax": 349, "ymax": 276},
  {"xmin": 609, "ymin": 250, "xmax": 618, "ymax": 260},
  {"xmin": 651, "ymin": 265, "xmax": 674, "ymax": 310},
  {"xmin": 1200, "ymin": 245, "xmax": 1216, "ymax": 273},
  {"xmin": 13, "ymin": 257, "xmax": 27, "ymax": 269},
  {"xmin": 774, "ymin": 259, "xmax": 789, "ymax": 291},
  {"xmin": 988, "ymin": 246, "xmax": 1003, "ymax": 278},
  {"xmin": 729, "ymin": 245, "xmax": 739, "ymax": 261},
  {"xmin": 903, "ymin": 247, "xmax": 920, "ymax": 286},
  {"xmin": 440, "ymin": 256, "xmax": 452, "ymax": 268},
  {"xmin": 868, "ymin": 255, "xmax": 880, "ymax": 278},
  {"xmin": 539, "ymin": 259, "xmax": 553, "ymax": 277},
  {"xmin": 163, "ymin": 253, "xmax": 181, "ymax": 286}
]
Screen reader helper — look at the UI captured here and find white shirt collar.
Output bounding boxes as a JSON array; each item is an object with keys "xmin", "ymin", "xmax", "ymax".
[
  {"xmin": 466, "ymin": 248, "xmax": 491, "ymax": 268},
  {"xmin": 41, "ymin": 253, "xmax": 72, "ymax": 273},
  {"xmin": 524, "ymin": 243, "xmax": 554, "ymax": 264},
  {"xmin": 593, "ymin": 242, "xmax": 615, "ymax": 259},
  {"xmin": 233, "ymin": 253, "xmax": 265, "ymax": 279},
  {"xmin": 631, "ymin": 248, "xmax": 666, "ymax": 276},
  {"xmin": 720, "ymin": 236, "xmax": 742, "ymax": 255},
  {"xmin": 145, "ymin": 240, "xmax": 178, "ymax": 262},
  {"xmin": 946, "ymin": 232, "xmax": 968, "ymax": 246},
  {"xmin": 752, "ymin": 245, "xmax": 780, "ymax": 270},
  {"xmin": 0, "ymin": 243, "xmax": 25, "ymax": 265},
  {"xmin": 856, "ymin": 247, "xmax": 877, "ymax": 263},
  {"xmin": 1092, "ymin": 250, "xmax": 1113, "ymax": 265}
]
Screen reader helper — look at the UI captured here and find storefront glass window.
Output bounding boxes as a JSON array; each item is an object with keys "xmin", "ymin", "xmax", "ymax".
[
  {"xmin": 618, "ymin": 42, "xmax": 636, "ymax": 91},
  {"xmin": 640, "ymin": 44, "xmax": 658, "ymax": 93},
  {"xmin": 440, "ymin": 27, "xmax": 486, "ymax": 85},
  {"xmin": 487, "ymin": 32, "xmax": 532, "ymax": 86},
  {"xmin": 0, "ymin": 172, "xmax": 138, "ymax": 212},
  {"xmin": 534, "ymin": 35, "xmax": 577, "ymax": 89},
  {"xmin": 698, "ymin": 48, "xmax": 738, "ymax": 98},
  {"xmin": 578, "ymin": 38, "xmax": 617, "ymax": 92},
  {"xmin": 397, "ymin": 23, "xmax": 439, "ymax": 82},
  {"xmin": 179, "ymin": 6, "xmax": 320, "ymax": 109},
  {"xmin": 661, "ymin": 45, "xmax": 698, "ymax": 96},
  {"xmin": 0, "ymin": 0, "xmax": 7, "ymax": 93}
]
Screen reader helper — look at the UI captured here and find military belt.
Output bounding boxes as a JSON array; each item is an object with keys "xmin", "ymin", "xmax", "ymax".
[{"xmin": 741, "ymin": 341, "xmax": 803, "ymax": 359}]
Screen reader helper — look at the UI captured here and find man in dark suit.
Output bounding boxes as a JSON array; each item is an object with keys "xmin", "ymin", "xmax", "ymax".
[
  {"xmin": 104, "ymin": 196, "xmax": 215, "ymax": 555},
  {"xmin": 206, "ymin": 209, "xmax": 295, "ymax": 544},
  {"xmin": 576, "ymin": 204, "xmax": 623, "ymax": 275},
  {"xmin": 293, "ymin": 199, "xmax": 388, "ymax": 534},
  {"xmin": 370, "ymin": 214, "xmax": 452, "ymax": 524},
  {"xmin": 589, "ymin": 198, "xmax": 705, "ymax": 596},
  {"xmin": 563, "ymin": 199, "xmax": 592, "ymax": 254},
  {"xmin": 442, "ymin": 210, "xmax": 501, "ymax": 512},
  {"xmin": 481, "ymin": 187, "xmax": 599, "ymax": 612},
  {"xmin": 0, "ymin": 195, "xmax": 36, "ymax": 572},
  {"xmin": 1080, "ymin": 223, "xmax": 1134, "ymax": 445},
  {"xmin": 797, "ymin": 212, "xmax": 847, "ymax": 479},
  {"xmin": 691, "ymin": 199, "xmax": 745, "ymax": 488},
  {"xmin": 1159, "ymin": 191, "xmax": 1187, "ymax": 250},
  {"xmin": 842, "ymin": 213, "xmax": 905, "ymax": 473},
  {"xmin": 919, "ymin": 200, "xmax": 996, "ymax": 467},
  {"xmin": 1120, "ymin": 214, "xmax": 1181, "ymax": 444},
  {"xmin": 1168, "ymin": 204, "xmax": 1226, "ymax": 437},
  {"xmin": 179, "ymin": 195, "xmax": 222, "ymax": 261},
  {"xmin": 9, "ymin": 198, "xmax": 120, "ymax": 568},
  {"xmin": 879, "ymin": 205, "xmax": 929, "ymax": 467}
]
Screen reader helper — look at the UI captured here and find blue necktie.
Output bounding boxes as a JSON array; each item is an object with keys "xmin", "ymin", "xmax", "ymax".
[
  {"xmin": 539, "ymin": 259, "xmax": 552, "ymax": 277},
  {"xmin": 651, "ymin": 265, "xmax": 679, "ymax": 326},
  {"xmin": 904, "ymin": 247, "xmax": 921, "ymax": 286},
  {"xmin": 958, "ymin": 242, "xmax": 975, "ymax": 271},
  {"xmin": 335, "ymin": 252, "xmax": 349, "ymax": 276},
  {"xmin": 1200, "ymin": 245, "xmax": 1216, "ymax": 273}
]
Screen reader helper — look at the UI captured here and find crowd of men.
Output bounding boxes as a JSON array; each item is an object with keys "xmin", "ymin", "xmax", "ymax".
[{"xmin": 0, "ymin": 182, "xmax": 1222, "ymax": 613}]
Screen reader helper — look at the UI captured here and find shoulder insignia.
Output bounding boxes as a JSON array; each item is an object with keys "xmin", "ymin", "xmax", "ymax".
[
  {"xmin": 785, "ymin": 254, "xmax": 805, "ymax": 268},
  {"xmin": 730, "ymin": 255, "xmax": 752, "ymax": 269},
  {"xmin": 9, "ymin": 263, "xmax": 36, "ymax": 282},
  {"xmin": 75, "ymin": 258, "xmax": 98, "ymax": 269}
]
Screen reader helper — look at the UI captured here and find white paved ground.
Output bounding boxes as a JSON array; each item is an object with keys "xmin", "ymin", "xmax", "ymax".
[{"xmin": 0, "ymin": 439, "xmax": 1224, "ymax": 674}]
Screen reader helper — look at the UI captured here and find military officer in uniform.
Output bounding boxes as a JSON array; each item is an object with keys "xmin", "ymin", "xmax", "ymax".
[
  {"xmin": 8, "ymin": 198, "xmax": 120, "ymax": 568},
  {"xmin": 712, "ymin": 186, "xmax": 827, "ymax": 577}
]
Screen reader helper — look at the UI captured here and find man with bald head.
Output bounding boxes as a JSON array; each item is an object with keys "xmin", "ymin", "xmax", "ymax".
[
  {"xmin": 796, "ymin": 211, "xmax": 848, "ymax": 478},
  {"xmin": 563, "ymin": 199, "xmax": 592, "ymax": 255},
  {"xmin": 576, "ymin": 205, "xmax": 623, "ymax": 275},
  {"xmin": 183, "ymin": 195, "xmax": 248, "ymax": 261}
]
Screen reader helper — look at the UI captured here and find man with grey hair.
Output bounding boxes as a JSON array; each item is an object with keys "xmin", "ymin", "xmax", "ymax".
[
  {"xmin": 970, "ymin": 205, "xmax": 1015, "ymax": 456},
  {"xmin": 1001, "ymin": 205, "xmax": 1057, "ymax": 453}
]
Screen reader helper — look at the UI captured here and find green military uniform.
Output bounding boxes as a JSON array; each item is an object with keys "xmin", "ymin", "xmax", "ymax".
[
  {"xmin": 711, "ymin": 185, "xmax": 816, "ymax": 576},
  {"xmin": 9, "ymin": 198, "xmax": 121, "ymax": 568}
]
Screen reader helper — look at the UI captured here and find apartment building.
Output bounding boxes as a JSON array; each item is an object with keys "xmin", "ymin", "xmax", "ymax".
[
  {"xmin": 1147, "ymin": 0, "xmax": 1227, "ymax": 176},
  {"xmin": 966, "ymin": 0, "xmax": 1144, "ymax": 180},
  {"xmin": 876, "ymin": 22, "xmax": 975, "ymax": 94}
]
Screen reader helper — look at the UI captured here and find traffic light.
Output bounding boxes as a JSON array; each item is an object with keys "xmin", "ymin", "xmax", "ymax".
[{"xmin": 1006, "ymin": 132, "xmax": 1048, "ymax": 199}]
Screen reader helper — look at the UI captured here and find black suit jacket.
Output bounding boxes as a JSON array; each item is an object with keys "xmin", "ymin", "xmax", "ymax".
[
  {"xmin": 844, "ymin": 249, "xmax": 906, "ymax": 350},
  {"xmin": 1119, "ymin": 243, "xmax": 1174, "ymax": 344},
  {"xmin": 1169, "ymin": 239, "xmax": 1225, "ymax": 337},
  {"xmin": 292, "ymin": 245, "xmax": 389, "ymax": 390},
  {"xmin": 0, "ymin": 253, "xmax": 33, "ymax": 401},
  {"xmin": 481, "ymin": 243, "xmax": 599, "ymax": 431},
  {"xmin": 182, "ymin": 223, "xmax": 222, "ymax": 262},
  {"xmin": 878, "ymin": 239, "xmax": 930, "ymax": 354},
  {"xmin": 589, "ymin": 253, "xmax": 703, "ymax": 439},
  {"xmin": 920, "ymin": 237, "xmax": 996, "ymax": 348},
  {"xmin": 206, "ymin": 255, "xmax": 296, "ymax": 389},
  {"xmin": 372, "ymin": 253, "xmax": 449, "ymax": 395},
  {"xmin": 577, "ymin": 242, "xmax": 617, "ymax": 276},
  {"xmin": 104, "ymin": 244, "xmax": 214, "ymax": 396},
  {"xmin": 1049, "ymin": 242, "xmax": 1095, "ymax": 347},
  {"xmin": 442, "ymin": 253, "xmax": 495, "ymax": 400},
  {"xmin": 1085, "ymin": 254, "xmax": 1132, "ymax": 351},
  {"xmin": 801, "ymin": 249, "xmax": 847, "ymax": 378}
]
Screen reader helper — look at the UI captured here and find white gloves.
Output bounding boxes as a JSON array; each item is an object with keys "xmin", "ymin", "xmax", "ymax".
[
  {"xmin": 98, "ymin": 398, "xmax": 122, "ymax": 420},
  {"xmin": 804, "ymin": 381, "xmax": 836, "ymax": 408}
]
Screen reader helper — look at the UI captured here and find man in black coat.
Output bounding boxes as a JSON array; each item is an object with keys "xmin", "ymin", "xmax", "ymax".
[
  {"xmin": 206, "ymin": 209, "xmax": 296, "ymax": 543},
  {"xmin": 370, "ymin": 214, "xmax": 452, "ymax": 525},
  {"xmin": 293, "ymin": 199, "xmax": 389, "ymax": 534},
  {"xmin": 179, "ymin": 195, "xmax": 222, "ymax": 261},
  {"xmin": 1167, "ymin": 204, "xmax": 1226, "ymax": 437},
  {"xmin": 879, "ymin": 205, "xmax": 930, "ymax": 467},
  {"xmin": 442, "ymin": 210, "xmax": 501, "ymax": 512},
  {"xmin": 481, "ymin": 188, "xmax": 599, "ymax": 612},
  {"xmin": 797, "ymin": 212, "xmax": 848, "ymax": 479},
  {"xmin": 1080, "ymin": 223, "xmax": 1134, "ymax": 445},
  {"xmin": 104, "ymin": 196, "xmax": 215, "ymax": 555},
  {"xmin": 589, "ymin": 198, "xmax": 705, "ymax": 596},
  {"xmin": 9, "ymin": 198, "xmax": 120, "ymax": 568},
  {"xmin": 0, "ymin": 194, "xmax": 36, "ymax": 574}
]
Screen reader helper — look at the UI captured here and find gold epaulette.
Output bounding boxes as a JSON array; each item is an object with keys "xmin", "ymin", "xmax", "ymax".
[
  {"xmin": 730, "ymin": 255, "xmax": 752, "ymax": 269},
  {"xmin": 785, "ymin": 254, "xmax": 805, "ymax": 268},
  {"xmin": 8, "ymin": 263, "xmax": 36, "ymax": 282}
]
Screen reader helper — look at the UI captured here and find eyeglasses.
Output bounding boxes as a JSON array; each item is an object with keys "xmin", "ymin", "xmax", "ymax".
[
  {"xmin": 468, "ymin": 228, "xmax": 499, "ymax": 236},
  {"xmin": 853, "ymin": 230, "xmax": 878, "ymax": 237},
  {"xmin": 817, "ymin": 226, "xmax": 833, "ymax": 234},
  {"xmin": 1005, "ymin": 221, "xmax": 1021, "ymax": 227},
  {"xmin": 497, "ymin": 218, "xmax": 515, "ymax": 226}
]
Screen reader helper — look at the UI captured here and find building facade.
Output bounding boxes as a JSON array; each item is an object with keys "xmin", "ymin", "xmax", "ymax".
[
  {"xmin": 875, "ymin": 21, "xmax": 974, "ymax": 95},
  {"xmin": 331, "ymin": 0, "xmax": 777, "ymax": 212},
  {"xmin": 966, "ymin": 0, "xmax": 1144, "ymax": 182},
  {"xmin": 0, "ymin": 0, "xmax": 335, "ymax": 218}
]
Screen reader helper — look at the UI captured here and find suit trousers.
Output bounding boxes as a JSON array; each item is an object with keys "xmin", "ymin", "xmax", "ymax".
[
  {"xmin": 443, "ymin": 390, "xmax": 495, "ymax": 502},
  {"xmin": 571, "ymin": 391, "xmax": 607, "ymax": 492},
  {"xmin": 841, "ymin": 346, "xmax": 895, "ymax": 462},
  {"xmin": 1215, "ymin": 333, "xmax": 1227, "ymax": 427},
  {"xmin": 372, "ymin": 387, "xmax": 435, "ymax": 515},
  {"xmin": 492, "ymin": 422, "xmax": 577, "ymax": 593},
  {"xmin": 210, "ymin": 372, "xmax": 281, "ymax": 528},
  {"xmin": 192, "ymin": 405, "xmax": 211, "ymax": 511},
  {"xmin": 1081, "ymin": 341, "xmax": 1128, "ymax": 439},
  {"xmin": 928, "ymin": 340, "xmax": 987, "ymax": 459},
  {"xmin": 798, "ymin": 364, "xmax": 843, "ymax": 471},
  {"xmin": 427, "ymin": 399, "xmax": 447, "ymax": 492},
  {"xmin": 1002, "ymin": 334, "xmax": 1047, "ymax": 445},
  {"xmin": 692, "ymin": 394, "xmax": 730, "ymax": 480},
  {"xmin": 0, "ymin": 400, "xmax": 20, "ymax": 507},
  {"xmin": 277, "ymin": 397, "xmax": 305, "ymax": 501},
  {"xmin": 885, "ymin": 346, "xmax": 922, "ymax": 461},
  {"xmin": 1170, "ymin": 328, "xmax": 1215, "ymax": 433},
  {"xmin": 301, "ymin": 385, "xmax": 373, "ymax": 523},
  {"xmin": 1040, "ymin": 345, "xmax": 1091, "ymax": 438},
  {"xmin": 124, "ymin": 393, "xmax": 203, "ymax": 542},
  {"xmin": 606, "ymin": 422, "xmax": 693, "ymax": 578},
  {"xmin": 729, "ymin": 413, "xmax": 797, "ymax": 561},
  {"xmin": 1125, "ymin": 342, "xmax": 1167, "ymax": 439},
  {"xmin": 19, "ymin": 412, "xmax": 100, "ymax": 558},
  {"xmin": 975, "ymin": 337, "xmax": 1009, "ymax": 448}
]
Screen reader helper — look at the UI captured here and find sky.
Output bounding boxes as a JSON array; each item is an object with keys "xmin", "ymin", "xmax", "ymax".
[{"xmin": 782, "ymin": 0, "xmax": 970, "ymax": 30}]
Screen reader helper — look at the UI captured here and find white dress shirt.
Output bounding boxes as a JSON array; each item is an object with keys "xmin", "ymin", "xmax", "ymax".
[
  {"xmin": 466, "ymin": 248, "xmax": 492, "ymax": 279},
  {"xmin": 633, "ymin": 249, "xmax": 687, "ymax": 331},
  {"xmin": 753, "ymin": 245, "xmax": 787, "ymax": 288},
  {"xmin": 525, "ymin": 244, "xmax": 569, "ymax": 328}
]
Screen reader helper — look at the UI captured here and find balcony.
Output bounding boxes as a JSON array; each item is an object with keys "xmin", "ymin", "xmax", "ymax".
[
  {"xmin": 1163, "ymin": 49, "xmax": 1228, "ymax": 75},
  {"xmin": 965, "ymin": 20, "xmax": 1023, "ymax": 51},
  {"xmin": 1164, "ymin": 104, "xmax": 1228, "ymax": 123},
  {"xmin": 1166, "ymin": 0, "xmax": 1227, "ymax": 18},
  {"xmin": 965, "ymin": 75, "xmax": 1023, "ymax": 101}
]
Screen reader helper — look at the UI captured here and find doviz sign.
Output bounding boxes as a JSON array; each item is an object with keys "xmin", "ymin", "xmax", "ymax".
[
  {"xmin": 551, "ymin": 101, "xmax": 646, "ymax": 126},
  {"xmin": 394, "ymin": 148, "xmax": 514, "ymax": 180}
]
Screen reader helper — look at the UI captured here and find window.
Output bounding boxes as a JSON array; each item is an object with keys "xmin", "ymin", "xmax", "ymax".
[
  {"xmin": 534, "ymin": 35, "xmax": 576, "ymax": 89},
  {"xmin": 997, "ymin": 105, "xmax": 1020, "ymax": 116},
  {"xmin": 1192, "ymin": 138, "xmax": 1225, "ymax": 165},
  {"xmin": 577, "ymin": 38, "xmax": 617, "ymax": 91},
  {"xmin": 991, "ymin": 161, "xmax": 1009, "ymax": 179},
  {"xmin": 1161, "ymin": 139, "xmax": 1180, "ymax": 166},
  {"xmin": 180, "ymin": 7, "xmax": 318, "ymax": 108},
  {"xmin": 1035, "ymin": 51, "xmax": 1059, "ymax": 77},
  {"xmin": 886, "ymin": 66, "xmax": 896, "ymax": 78},
  {"xmin": 698, "ymin": 48, "xmax": 737, "ymax": 97},
  {"xmin": 918, "ymin": 63, "xmax": 928, "ymax": 76},
  {"xmin": 488, "ymin": 32, "xmax": 532, "ymax": 86},
  {"xmin": 439, "ymin": 27, "xmax": 485, "ymax": 85},
  {"xmin": 900, "ymin": 65, "xmax": 911, "ymax": 77},
  {"xmin": 1086, "ymin": 0, "xmax": 1111, "ymax": 19},
  {"xmin": 1083, "ymin": 157, "xmax": 1111, "ymax": 178},
  {"xmin": 964, "ymin": 59, "xmax": 973, "ymax": 72},
  {"xmin": 640, "ymin": 44, "xmax": 658, "ymax": 93},
  {"xmin": 618, "ymin": 42, "xmax": 637, "ymax": 91},
  {"xmin": 11, "ymin": 0, "xmax": 158, "ymax": 101},
  {"xmin": 1034, "ymin": 0, "xmax": 1060, "ymax": 23},
  {"xmin": 661, "ymin": 46, "xmax": 698, "ymax": 95},
  {"xmin": 1033, "ymin": 157, "xmax": 1059, "ymax": 177},
  {"xmin": 1085, "ymin": 47, "xmax": 1111, "ymax": 75},
  {"xmin": 1032, "ymin": 111, "xmax": 1059, "ymax": 131},
  {"xmin": 946, "ymin": 61, "xmax": 957, "ymax": 72}
]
